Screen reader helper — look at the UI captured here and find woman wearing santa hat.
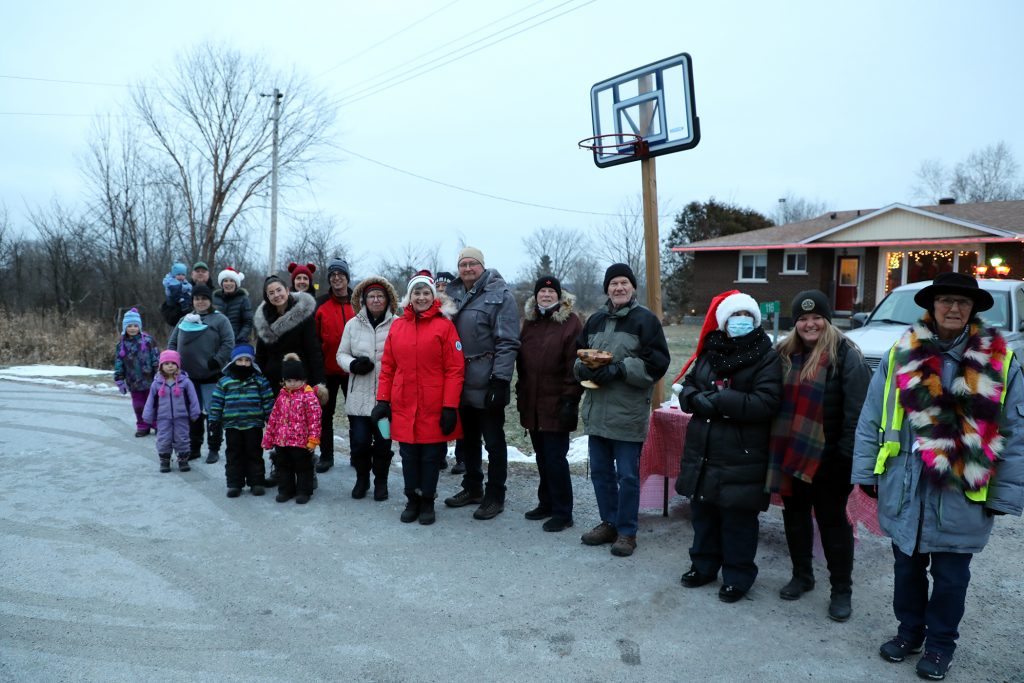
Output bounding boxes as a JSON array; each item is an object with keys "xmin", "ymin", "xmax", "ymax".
[
  {"xmin": 213, "ymin": 267, "xmax": 254, "ymax": 344},
  {"xmin": 675, "ymin": 291, "xmax": 782, "ymax": 604}
]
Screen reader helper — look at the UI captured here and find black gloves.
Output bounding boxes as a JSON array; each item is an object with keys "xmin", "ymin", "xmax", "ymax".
[
  {"xmin": 349, "ymin": 356, "xmax": 375, "ymax": 375},
  {"xmin": 370, "ymin": 400, "xmax": 391, "ymax": 422},
  {"xmin": 591, "ymin": 361, "xmax": 623, "ymax": 385},
  {"xmin": 557, "ymin": 397, "xmax": 579, "ymax": 431},
  {"xmin": 577, "ymin": 364, "xmax": 598, "ymax": 382},
  {"xmin": 859, "ymin": 484, "xmax": 878, "ymax": 499},
  {"xmin": 688, "ymin": 391, "xmax": 717, "ymax": 418},
  {"xmin": 440, "ymin": 407, "xmax": 458, "ymax": 435},
  {"xmin": 484, "ymin": 377, "xmax": 511, "ymax": 409}
]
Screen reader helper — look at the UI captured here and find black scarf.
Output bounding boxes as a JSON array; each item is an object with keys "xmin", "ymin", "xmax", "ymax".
[{"xmin": 702, "ymin": 327, "xmax": 773, "ymax": 375}]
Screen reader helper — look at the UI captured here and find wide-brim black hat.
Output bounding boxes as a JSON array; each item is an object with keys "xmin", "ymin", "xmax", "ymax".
[{"xmin": 913, "ymin": 272, "xmax": 993, "ymax": 312}]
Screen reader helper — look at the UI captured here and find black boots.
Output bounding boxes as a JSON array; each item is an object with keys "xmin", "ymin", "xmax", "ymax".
[
  {"xmin": 781, "ymin": 507, "xmax": 816, "ymax": 600},
  {"xmin": 352, "ymin": 473, "xmax": 371, "ymax": 499},
  {"xmin": 828, "ymin": 589, "xmax": 852, "ymax": 622},
  {"xmin": 159, "ymin": 454, "xmax": 171, "ymax": 473},
  {"xmin": 372, "ymin": 454, "xmax": 391, "ymax": 501},
  {"xmin": 419, "ymin": 495, "xmax": 436, "ymax": 525},
  {"xmin": 779, "ymin": 568, "xmax": 815, "ymax": 600},
  {"xmin": 401, "ymin": 494, "xmax": 420, "ymax": 523}
]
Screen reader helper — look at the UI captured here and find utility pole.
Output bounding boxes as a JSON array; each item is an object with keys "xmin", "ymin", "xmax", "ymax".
[{"xmin": 261, "ymin": 88, "xmax": 283, "ymax": 274}]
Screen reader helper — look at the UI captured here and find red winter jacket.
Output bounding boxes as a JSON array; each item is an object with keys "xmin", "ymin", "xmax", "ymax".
[
  {"xmin": 262, "ymin": 384, "xmax": 323, "ymax": 450},
  {"xmin": 377, "ymin": 299, "xmax": 464, "ymax": 444},
  {"xmin": 315, "ymin": 291, "xmax": 355, "ymax": 376}
]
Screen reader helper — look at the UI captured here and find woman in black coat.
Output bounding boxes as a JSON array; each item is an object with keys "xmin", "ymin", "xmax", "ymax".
[
  {"xmin": 213, "ymin": 267, "xmax": 254, "ymax": 344},
  {"xmin": 254, "ymin": 276, "xmax": 325, "ymax": 393},
  {"xmin": 768, "ymin": 290, "xmax": 870, "ymax": 622},
  {"xmin": 676, "ymin": 292, "xmax": 782, "ymax": 603}
]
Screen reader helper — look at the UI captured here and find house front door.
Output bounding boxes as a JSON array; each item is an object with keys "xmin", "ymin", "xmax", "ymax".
[{"xmin": 835, "ymin": 256, "xmax": 860, "ymax": 313}]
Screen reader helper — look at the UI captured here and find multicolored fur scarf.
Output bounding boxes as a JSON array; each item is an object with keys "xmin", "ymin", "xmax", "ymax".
[{"xmin": 894, "ymin": 313, "xmax": 1007, "ymax": 491}]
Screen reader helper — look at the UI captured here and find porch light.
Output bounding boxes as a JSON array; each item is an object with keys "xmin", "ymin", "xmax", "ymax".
[
  {"xmin": 974, "ymin": 264, "xmax": 989, "ymax": 277},
  {"xmin": 989, "ymin": 257, "xmax": 1011, "ymax": 278}
]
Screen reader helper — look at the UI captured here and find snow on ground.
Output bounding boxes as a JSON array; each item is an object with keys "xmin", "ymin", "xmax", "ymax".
[{"xmin": 0, "ymin": 365, "xmax": 119, "ymax": 394}]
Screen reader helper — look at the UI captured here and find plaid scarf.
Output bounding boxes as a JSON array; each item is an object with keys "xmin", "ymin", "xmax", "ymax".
[{"xmin": 766, "ymin": 350, "xmax": 828, "ymax": 494}]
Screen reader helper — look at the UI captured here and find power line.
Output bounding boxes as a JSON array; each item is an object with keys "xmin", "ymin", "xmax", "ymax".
[
  {"xmin": 0, "ymin": 111, "xmax": 122, "ymax": 118},
  {"xmin": 335, "ymin": 0, "xmax": 595, "ymax": 108},
  {"xmin": 316, "ymin": 0, "xmax": 463, "ymax": 78},
  {"xmin": 0, "ymin": 74, "xmax": 159, "ymax": 90}
]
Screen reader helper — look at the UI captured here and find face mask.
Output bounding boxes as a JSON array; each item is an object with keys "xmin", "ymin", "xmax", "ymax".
[
  {"xmin": 232, "ymin": 364, "xmax": 254, "ymax": 379},
  {"xmin": 726, "ymin": 316, "xmax": 755, "ymax": 338}
]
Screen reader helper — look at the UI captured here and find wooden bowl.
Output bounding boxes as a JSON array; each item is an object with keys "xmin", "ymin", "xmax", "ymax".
[{"xmin": 577, "ymin": 349, "xmax": 614, "ymax": 369}]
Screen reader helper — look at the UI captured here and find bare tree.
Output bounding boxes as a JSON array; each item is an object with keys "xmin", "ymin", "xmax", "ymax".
[
  {"xmin": 520, "ymin": 226, "xmax": 586, "ymax": 281},
  {"xmin": 911, "ymin": 159, "xmax": 951, "ymax": 203},
  {"xmin": 375, "ymin": 242, "xmax": 443, "ymax": 294},
  {"xmin": 910, "ymin": 141, "xmax": 1024, "ymax": 204},
  {"xmin": 774, "ymin": 192, "xmax": 829, "ymax": 224},
  {"xmin": 29, "ymin": 202, "xmax": 99, "ymax": 316},
  {"xmin": 280, "ymin": 212, "xmax": 351, "ymax": 282},
  {"xmin": 592, "ymin": 196, "xmax": 647, "ymax": 288},
  {"xmin": 133, "ymin": 42, "xmax": 335, "ymax": 266}
]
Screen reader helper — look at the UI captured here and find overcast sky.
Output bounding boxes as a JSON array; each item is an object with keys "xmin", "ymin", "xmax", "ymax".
[{"xmin": 3, "ymin": 0, "xmax": 1023, "ymax": 281}]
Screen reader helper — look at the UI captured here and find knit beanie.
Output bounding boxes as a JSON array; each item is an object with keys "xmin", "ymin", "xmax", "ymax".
[
  {"xmin": 327, "ymin": 258, "xmax": 350, "ymax": 279},
  {"xmin": 715, "ymin": 292, "xmax": 762, "ymax": 330},
  {"xmin": 406, "ymin": 269, "xmax": 436, "ymax": 297},
  {"xmin": 672, "ymin": 289, "xmax": 740, "ymax": 383},
  {"xmin": 192, "ymin": 283, "xmax": 213, "ymax": 300},
  {"xmin": 435, "ymin": 271, "xmax": 455, "ymax": 285},
  {"xmin": 121, "ymin": 307, "xmax": 143, "ymax": 334},
  {"xmin": 458, "ymin": 247, "xmax": 485, "ymax": 267},
  {"xmin": 791, "ymin": 290, "xmax": 832, "ymax": 322},
  {"xmin": 603, "ymin": 263, "xmax": 637, "ymax": 291},
  {"xmin": 231, "ymin": 344, "xmax": 256, "ymax": 363},
  {"xmin": 170, "ymin": 262, "xmax": 188, "ymax": 277},
  {"xmin": 218, "ymin": 267, "xmax": 244, "ymax": 287},
  {"xmin": 281, "ymin": 353, "xmax": 306, "ymax": 381},
  {"xmin": 192, "ymin": 261, "xmax": 209, "ymax": 272},
  {"xmin": 534, "ymin": 275, "xmax": 562, "ymax": 299},
  {"xmin": 159, "ymin": 349, "xmax": 181, "ymax": 367},
  {"xmin": 287, "ymin": 262, "xmax": 317, "ymax": 288}
]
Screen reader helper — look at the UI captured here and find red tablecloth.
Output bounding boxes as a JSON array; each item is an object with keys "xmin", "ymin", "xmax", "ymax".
[{"xmin": 638, "ymin": 407, "xmax": 883, "ymax": 536}]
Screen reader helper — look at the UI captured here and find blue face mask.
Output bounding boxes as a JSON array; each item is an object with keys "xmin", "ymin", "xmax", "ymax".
[{"xmin": 726, "ymin": 315, "xmax": 755, "ymax": 338}]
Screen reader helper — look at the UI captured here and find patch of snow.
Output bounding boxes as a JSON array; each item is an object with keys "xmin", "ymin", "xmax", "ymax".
[{"xmin": 0, "ymin": 364, "xmax": 109, "ymax": 377}]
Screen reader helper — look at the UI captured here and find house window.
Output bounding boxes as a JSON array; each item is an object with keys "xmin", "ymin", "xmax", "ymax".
[
  {"xmin": 738, "ymin": 251, "xmax": 767, "ymax": 281},
  {"xmin": 783, "ymin": 249, "xmax": 807, "ymax": 274}
]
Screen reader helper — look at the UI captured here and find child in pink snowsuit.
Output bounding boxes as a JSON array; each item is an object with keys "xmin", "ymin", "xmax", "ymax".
[
  {"xmin": 143, "ymin": 350, "xmax": 201, "ymax": 472},
  {"xmin": 262, "ymin": 353, "xmax": 322, "ymax": 503}
]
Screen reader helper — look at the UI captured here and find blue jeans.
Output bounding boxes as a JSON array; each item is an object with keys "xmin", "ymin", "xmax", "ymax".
[
  {"xmin": 588, "ymin": 436, "xmax": 642, "ymax": 536},
  {"xmin": 892, "ymin": 545, "xmax": 973, "ymax": 657}
]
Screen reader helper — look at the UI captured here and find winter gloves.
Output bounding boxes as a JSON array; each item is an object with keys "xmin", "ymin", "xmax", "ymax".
[
  {"xmin": 484, "ymin": 377, "xmax": 511, "ymax": 409},
  {"xmin": 349, "ymin": 356, "xmax": 375, "ymax": 375},
  {"xmin": 688, "ymin": 391, "xmax": 719, "ymax": 419},
  {"xmin": 115, "ymin": 380, "xmax": 128, "ymax": 395},
  {"xmin": 440, "ymin": 407, "xmax": 458, "ymax": 435},
  {"xmin": 557, "ymin": 397, "xmax": 579, "ymax": 431},
  {"xmin": 370, "ymin": 400, "xmax": 391, "ymax": 423},
  {"xmin": 578, "ymin": 361, "xmax": 624, "ymax": 385}
]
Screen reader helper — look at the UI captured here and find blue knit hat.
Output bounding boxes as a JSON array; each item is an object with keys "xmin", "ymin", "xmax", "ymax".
[
  {"xmin": 171, "ymin": 262, "xmax": 188, "ymax": 277},
  {"xmin": 231, "ymin": 344, "xmax": 255, "ymax": 362},
  {"xmin": 122, "ymin": 308, "xmax": 143, "ymax": 334}
]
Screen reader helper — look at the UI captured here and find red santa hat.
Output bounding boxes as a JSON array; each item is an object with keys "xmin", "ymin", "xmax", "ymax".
[
  {"xmin": 218, "ymin": 267, "xmax": 244, "ymax": 287},
  {"xmin": 672, "ymin": 289, "xmax": 740, "ymax": 384}
]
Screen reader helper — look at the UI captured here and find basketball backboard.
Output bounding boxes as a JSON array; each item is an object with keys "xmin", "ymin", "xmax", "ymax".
[{"xmin": 587, "ymin": 53, "xmax": 700, "ymax": 168}]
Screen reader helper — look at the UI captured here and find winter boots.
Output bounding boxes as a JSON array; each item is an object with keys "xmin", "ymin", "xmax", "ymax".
[
  {"xmin": 177, "ymin": 455, "xmax": 191, "ymax": 472},
  {"xmin": 419, "ymin": 495, "xmax": 436, "ymax": 525},
  {"xmin": 780, "ymin": 508, "xmax": 815, "ymax": 600},
  {"xmin": 159, "ymin": 455, "xmax": 171, "ymax": 473},
  {"xmin": 401, "ymin": 494, "xmax": 420, "ymax": 523},
  {"xmin": 351, "ymin": 473, "xmax": 371, "ymax": 499},
  {"xmin": 372, "ymin": 454, "xmax": 392, "ymax": 501}
]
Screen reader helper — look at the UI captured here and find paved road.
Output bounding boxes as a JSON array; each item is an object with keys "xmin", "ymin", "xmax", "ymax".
[{"xmin": 1, "ymin": 381, "xmax": 1022, "ymax": 682}]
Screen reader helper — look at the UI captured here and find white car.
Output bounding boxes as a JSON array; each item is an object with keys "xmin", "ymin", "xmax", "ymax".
[{"xmin": 845, "ymin": 278, "xmax": 1024, "ymax": 371}]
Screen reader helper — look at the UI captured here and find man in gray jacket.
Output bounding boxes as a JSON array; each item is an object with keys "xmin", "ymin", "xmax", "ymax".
[
  {"xmin": 443, "ymin": 247, "xmax": 521, "ymax": 520},
  {"xmin": 575, "ymin": 264, "xmax": 670, "ymax": 557},
  {"xmin": 853, "ymin": 272, "xmax": 1024, "ymax": 681}
]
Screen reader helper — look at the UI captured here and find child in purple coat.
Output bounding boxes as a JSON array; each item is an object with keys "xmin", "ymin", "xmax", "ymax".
[
  {"xmin": 114, "ymin": 308, "xmax": 160, "ymax": 437},
  {"xmin": 143, "ymin": 350, "xmax": 201, "ymax": 473}
]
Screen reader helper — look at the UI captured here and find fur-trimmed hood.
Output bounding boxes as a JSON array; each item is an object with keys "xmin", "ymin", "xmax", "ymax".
[
  {"xmin": 351, "ymin": 276, "xmax": 399, "ymax": 316},
  {"xmin": 253, "ymin": 291, "xmax": 317, "ymax": 345},
  {"xmin": 523, "ymin": 291, "xmax": 577, "ymax": 323}
]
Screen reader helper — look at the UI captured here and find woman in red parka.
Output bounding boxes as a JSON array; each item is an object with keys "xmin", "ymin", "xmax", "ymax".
[{"xmin": 371, "ymin": 271, "xmax": 464, "ymax": 525}]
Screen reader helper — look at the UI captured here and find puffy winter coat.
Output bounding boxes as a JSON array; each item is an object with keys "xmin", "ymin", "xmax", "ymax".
[
  {"xmin": 207, "ymin": 369, "xmax": 274, "ymax": 430},
  {"xmin": 852, "ymin": 333, "xmax": 1024, "ymax": 555},
  {"xmin": 573, "ymin": 298, "xmax": 670, "ymax": 442},
  {"xmin": 315, "ymin": 289, "xmax": 355, "ymax": 376},
  {"xmin": 676, "ymin": 344, "xmax": 783, "ymax": 511},
  {"xmin": 516, "ymin": 293, "xmax": 584, "ymax": 432},
  {"xmin": 114, "ymin": 332, "xmax": 160, "ymax": 393},
  {"xmin": 446, "ymin": 269, "xmax": 521, "ymax": 409},
  {"xmin": 167, "ymin": 310, "xmax": 235, "ymax": 384},
  {"xmin": 213, "ymin": 287, "xmax": 254, "ymax": 344},
  {"xmin": 262, "ymin": 384, "xmax": 323, "ymax": 450},
  {"xmin": 142, "ymin": 371, "xmax": 201, "ymax": 431},
  {"xmin": 816, "ymin": 339, "xmax": 871, "ymax": 460},
  {"xmin": 253, "ymin": 292, "xmax": 325, "ymax": 391},
  {"xmin": 377, "ymin": 298, "xmax": 464, "ymax": 444},
  {"xmin": 337, "ymin": 277, "xmax": 399, "ymax": 417}
]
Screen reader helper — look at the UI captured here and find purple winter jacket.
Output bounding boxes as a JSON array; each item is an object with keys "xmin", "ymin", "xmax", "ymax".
[{"xmin": 142, "ymin": 371, "xmax": 200, "ymax": 430}]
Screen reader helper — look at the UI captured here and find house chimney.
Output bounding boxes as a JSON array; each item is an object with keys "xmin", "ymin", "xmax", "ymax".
[
  {"xmin": 830, "ymin": 212, "xmax": 837, "ymax": 219},
  {"xmin": 938, "ymin": 197, "xmax": 956, "ymax": 205}
]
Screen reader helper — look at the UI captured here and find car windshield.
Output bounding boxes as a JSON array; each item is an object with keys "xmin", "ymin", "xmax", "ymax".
[{"xmin": 869, "ymin": 289, "xmax": 1009, "ymax": 329}]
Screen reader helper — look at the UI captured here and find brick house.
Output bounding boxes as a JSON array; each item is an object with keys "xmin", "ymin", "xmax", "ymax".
[{"xmin": 673, "ymin": 199, "xmax": 1024, "ymax": 324}]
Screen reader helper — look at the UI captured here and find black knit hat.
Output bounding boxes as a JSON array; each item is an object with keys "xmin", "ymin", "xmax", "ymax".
[
  {"xmin": 281, "ymin": 355, "xmax": 306, "ymax": 381},
  {"xmin": 192, "ymin": 283, "xmax": 213, "ymax": 300},
  {"xmin": 435, "ymin": 271, "xmax": 455, "ymax": 285},
  {"xmin": 534, "ymin": 275, "xmax": 562, "ymax": 299},
  {"xmin": 791, "ymin": 290, "xmax": 832, "ymax": 322},
  {"xmin": 603, "ymin": 263, "xmax": 637, "ymax": 292}
]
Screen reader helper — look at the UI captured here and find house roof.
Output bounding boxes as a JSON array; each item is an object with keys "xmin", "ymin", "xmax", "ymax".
[{"xmin": 672, "ymin": 199, "xmax": 1024, "ymax": 252}]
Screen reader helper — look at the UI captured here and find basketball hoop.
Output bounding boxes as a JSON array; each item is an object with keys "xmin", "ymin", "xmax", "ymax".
[{"xmin": 578, "ymin": 133, "xmax": 647, "ymax": 160}]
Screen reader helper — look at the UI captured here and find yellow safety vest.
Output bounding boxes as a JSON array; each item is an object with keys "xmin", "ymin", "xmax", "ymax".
[{"xmin": 874, "ymin": 346, "xmax": 1013, "ymax": 503}]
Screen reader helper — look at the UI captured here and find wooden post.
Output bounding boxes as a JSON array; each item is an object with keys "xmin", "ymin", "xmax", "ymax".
[{"xmin": 641, "ymin": 156, "xmax": 664, "ymax": 409}]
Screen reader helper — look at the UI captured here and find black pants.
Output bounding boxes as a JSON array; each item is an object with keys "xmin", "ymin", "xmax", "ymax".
[
  {"xmin": 893, "ymin": 546, "xmax": 972, "ymax": 657},
  {"xmin": 225, "ymin": 427, "xmax": 265, "ymax": 489},
  {"xmin": 458, "ymin": 406, "xmax": 508, "ymax": 501},
  {"xmin": 781, "ymin": 456, "xmax": 854, "ymax": 590},
  {"xmin": 690, "ymin": 500, "xmax": 761, "ymax": 591},
  {"xmin": 350, "ymin": 415, "xmax": 393, "ymax": 479},
  {"xmin": 400, "ymin": 442, "xmax": 444, "ymax": 497},
  {"xmin": 276, "ymin": 446, "xmax": 315, "ymax": 496},
  {"xmin": 319, "ymin": 375, "xmax": 349, "ymax": 462},
  {"xmin": 529, "ymin": 430, "xmax": 572, "ymax": 519},
  {"xmin": 188, "ymin": 413, "xmax": 223, "ymax": 454}
]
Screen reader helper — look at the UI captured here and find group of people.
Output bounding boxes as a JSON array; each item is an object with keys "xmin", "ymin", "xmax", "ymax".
[{"xmin": 115, "ymin": 254, "xmax": 1022, "ymax": 681}]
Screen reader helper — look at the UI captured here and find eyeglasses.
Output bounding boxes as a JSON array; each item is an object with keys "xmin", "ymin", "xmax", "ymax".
[
  {"xmin": 935, "ymin": 296, "xmax": 974, "ymax": 309},
  {"xmin": 365, "ymin": 293, "xmax": 386, "ymax": 301},
  {"xmin": 458, "ymin": 260, "xmax": 481, "ymax": 269}
]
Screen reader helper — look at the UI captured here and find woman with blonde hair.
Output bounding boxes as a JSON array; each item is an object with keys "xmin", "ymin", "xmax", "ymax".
[{"xmin": 768, "ymin": 290, "xmax": 870, "ymax": 621}]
